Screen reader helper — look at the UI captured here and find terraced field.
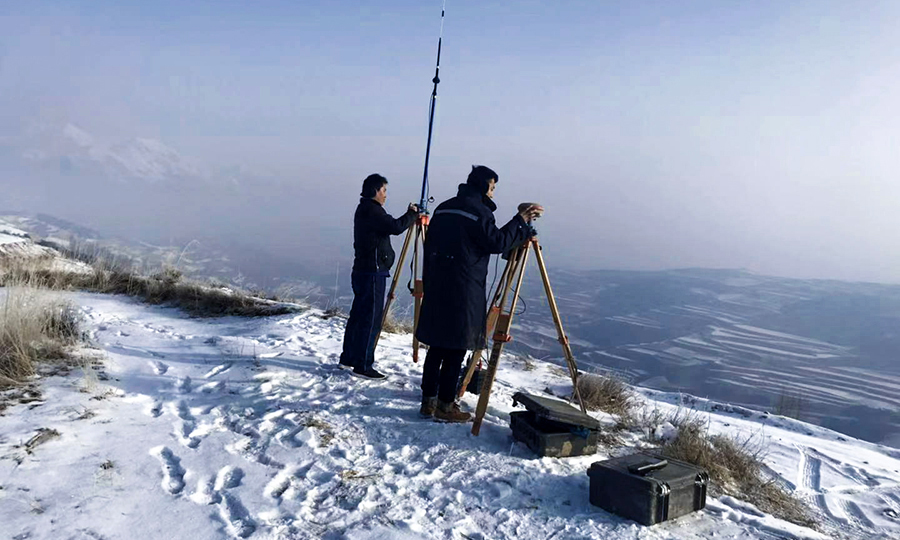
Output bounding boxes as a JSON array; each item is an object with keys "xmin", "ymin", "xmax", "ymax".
[{"xmin": 509, "ymin": 268, "xmax": 900, "ymax": 447}]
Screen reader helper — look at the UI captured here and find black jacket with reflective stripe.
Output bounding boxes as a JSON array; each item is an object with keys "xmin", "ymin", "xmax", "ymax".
[
  {"xmin": 352, "ymin": 198, "xmax": 416, "ymax": 274},
  {"xmin": 416, "ymin": 184, "xmax": 531, "ymax": 350}
]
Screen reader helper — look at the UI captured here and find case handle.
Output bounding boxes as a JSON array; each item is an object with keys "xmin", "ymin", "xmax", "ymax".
[{"xmin": 628, "ymin": 459, "xmax": 669, "ymax": 475}]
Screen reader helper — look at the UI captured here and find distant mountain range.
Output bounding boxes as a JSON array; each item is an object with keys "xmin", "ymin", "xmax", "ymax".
[
  {"xmin": 16, "ymin": 121, "xmax": 212, "ymax": 185},
  {"xmin": 1, "ymin": 119, "xmax": 340, "ymax": 280}
]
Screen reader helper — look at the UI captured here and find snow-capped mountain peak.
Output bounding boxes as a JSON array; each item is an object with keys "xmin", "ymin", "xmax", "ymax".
[
  {"xmin": 105, "ymin": 137, "xmax": 208, "ymax": 183},
  {"xmin": 17, "ymin": 120, "xmax": 215, "ymax": 185}
]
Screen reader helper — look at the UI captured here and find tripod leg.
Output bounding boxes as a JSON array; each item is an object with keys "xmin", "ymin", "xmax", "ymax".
[
  {"xmin": 374, "ymin": 223, "xmax": 415, "ymax": 350},
  {"xmin": 532, "ymin": 240, "xmax": 587, "ymax": 413},
  {"xmin": 411, "ymin": 221, "xmax": 426, "ymax": 363},
  {"xmin": 458, "ymin": 251, "xmax": 519, "ymax": 399},
  {"xmin": 472, "ymin": 243, "xmax": 531, "ymax": 436}
]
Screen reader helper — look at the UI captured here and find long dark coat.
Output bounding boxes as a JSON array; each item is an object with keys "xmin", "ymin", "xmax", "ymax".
[{"xmin": 415, "ymin": 184, "xmax": 531, "ymax": 350}]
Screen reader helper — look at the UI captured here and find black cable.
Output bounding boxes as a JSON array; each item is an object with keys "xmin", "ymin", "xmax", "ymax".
[
  {"xmin": 486, "ymin": 255, "xmax": 500, "ymax": 302},
  {"xmin": 419, "ymin": 0, "xmax": 447, "ymax": 213}
]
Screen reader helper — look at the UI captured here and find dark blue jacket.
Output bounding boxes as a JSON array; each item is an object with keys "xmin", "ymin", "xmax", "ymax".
[
  {"xmin": 352, "ymin": 198, "xmax": 416, "ymax": 274},
  {"xmin": 416, "ymin": 184, "xmax": 531, "ymax": 350}
]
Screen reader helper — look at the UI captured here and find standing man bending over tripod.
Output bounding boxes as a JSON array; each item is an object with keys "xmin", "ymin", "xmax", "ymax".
[
  {"xmin": 416, "ymin": 165, "xmax": 543, "ymax": 422},
  {"xmin": 340, "ymin": 174, "xmax": 418, "ymax": 379}
]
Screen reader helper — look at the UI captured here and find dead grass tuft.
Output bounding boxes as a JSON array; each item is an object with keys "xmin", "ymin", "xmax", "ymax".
[
  {"xmin": 772, "ymin": 387, "xmax": 807, "ymax": 421},
  {"xmin": 22, "ymin": 427, "xmax": 61, "ymax": 454},
  {"xmin": 321, "ymin": 306, "xmax": 346, "ymax": 320},
  {"xmin": 302, "ymin": 415, "xmax": 336, "ymax": 447},
  {"xmin": 380, "ymin": 307, "xmax": 413, "ymax": 335},
  {"xmin": 520, "ymin": 355, "xmax": 537, "ymax": 371},
  {"xmin": 0, "ymin": 286, "xmax": 83, "ymax": 388},
  {"xmin": 576, "ymin": 373, "xmax": 637, "ymax": 417}
]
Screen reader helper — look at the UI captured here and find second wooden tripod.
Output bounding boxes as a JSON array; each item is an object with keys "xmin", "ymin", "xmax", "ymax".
[
  {"xmin": 374, "ymin": 214, "xmax": 429, "ymax": 362},
  {"xmin": 457, "ymin": 237, "xmax": 587, "ymax": 436}
]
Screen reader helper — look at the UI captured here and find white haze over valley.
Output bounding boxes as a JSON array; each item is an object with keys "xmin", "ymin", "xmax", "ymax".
[{"xmin": 3, "ymin": 1, "xmax": 900, "ymax": 284}]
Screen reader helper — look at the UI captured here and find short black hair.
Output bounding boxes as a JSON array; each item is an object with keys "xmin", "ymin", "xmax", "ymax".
[
  {"xmin": 466, "ymin": 165, "xmax": 498, "ymax": 195},
  {"xmin": 361, "ymin": 173, "xmax": 388, "ymax": 198}
]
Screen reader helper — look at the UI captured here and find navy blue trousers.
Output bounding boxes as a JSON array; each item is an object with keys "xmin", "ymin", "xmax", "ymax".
[{"xmin": 340, "ymin": 273, "xmax": 387, "ymax": 372}]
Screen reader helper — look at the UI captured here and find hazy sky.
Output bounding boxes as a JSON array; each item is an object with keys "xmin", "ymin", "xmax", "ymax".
[{"xmin": 3, "ymin": 1, "xmax": 900, "ymax": 283}]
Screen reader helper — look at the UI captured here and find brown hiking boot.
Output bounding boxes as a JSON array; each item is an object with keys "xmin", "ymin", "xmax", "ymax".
[
  {"xmin": 433, "ymin": 400, "xmax": 471, "ymax": 423},
  {"xmin": 419, "ymin": 396, "xmax": 437, "ymax": 419}
]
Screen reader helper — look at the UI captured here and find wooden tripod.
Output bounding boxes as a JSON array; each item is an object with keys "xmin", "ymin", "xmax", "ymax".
[
  {"xmin": 459, "ymin": 237, "xmax": 587, "ymax": 436},
  {"xmin": 374, "ymin": 214, "xmax": 429, "ymax": 362}
]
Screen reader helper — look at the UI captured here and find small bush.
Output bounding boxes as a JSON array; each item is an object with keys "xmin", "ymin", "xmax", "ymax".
[
  {"xmin": 576, "ymin": 373, "xmax": 637, "ymax": 417},
  {"xmin": 772, "ymin": 387, "xmax": 807, "ymax": 421},
  {"xmin": 0, "ymin": 287, "xmax": 82, "ymax": 388}
]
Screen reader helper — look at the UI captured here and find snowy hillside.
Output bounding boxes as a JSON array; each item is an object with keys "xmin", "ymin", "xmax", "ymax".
[
  {"xmin": 0, "ymin": 218, "xmax": 93, "ymax": 276},
  {"xmin": 0, "ymin": 220, "xmax": 31, "ymax": 246},
  {"xmin": 2, "ymin": 293, "xmax": 899, "ymax": 540},
  {"xmin": 0, "ymin": 218, "xmax": 57, "ymax": 259}
]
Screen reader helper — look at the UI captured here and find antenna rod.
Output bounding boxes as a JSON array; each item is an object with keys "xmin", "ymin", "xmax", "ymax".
[{"xmin": 420, "ymin": 0, "xmax": 447, "ymax": 213}]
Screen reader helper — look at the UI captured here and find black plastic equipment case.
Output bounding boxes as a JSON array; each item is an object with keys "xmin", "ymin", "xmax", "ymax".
[
  {"xmin": 462, "ymin": 367, "xmax": 484, "ymax": 395},
  {"xmin": 587, "ymin": 453, "xmax": 708, "ymax": 525},
  {"xmin": 509, "ymin": 392, "xmax": 601, "ymax": 458}
]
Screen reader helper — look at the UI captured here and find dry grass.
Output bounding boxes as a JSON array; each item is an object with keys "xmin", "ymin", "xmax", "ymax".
[
  {"xmin": 321, "ymin": 306, "xmax": 346, "ymax": 320},
  {"xmin": 576, "ymin": 373, "xmax": 637, "ymax": 417},
  {"xmin": 301, "ymin": 415, "xmax": 336, "ymax": 447},
  {"xmin": 0, "ymin": 286, "xmax": 83, "ymax": 388},
  {"xmin": 381, "ymin": 307, "xmax": 413, "ymax": 335},
  {"xmin": 772, "ymin": 387, "xmax": 807, "ymax": 421},
  {"xmin": 0, "ymin": 256, "xmax": 300, "ymax": 318},
  {"xmin": 520, "ymin": 355, "xmax": 537, "ymax": 371},
  {"xmin": 642, "ymin": 407, "xmax": 816, "ymax": 529}
]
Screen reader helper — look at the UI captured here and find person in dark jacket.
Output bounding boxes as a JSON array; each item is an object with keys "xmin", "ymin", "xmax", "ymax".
[
  {"xmin": 339, "ymin": 173, "xmax": 418, "ymax": 379},
  {"xmin": 416, "ymin": 165, "xmax": 543, "ymax": 422}
]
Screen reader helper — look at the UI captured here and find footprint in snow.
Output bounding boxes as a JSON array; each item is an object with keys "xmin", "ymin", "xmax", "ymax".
[
  {"xmin": 190, "ymin": 475, "xmax": 221, "ymax": 505},
  {"xmin": 146, "ymin": 399, "xmax": 163, "ymax": 418},
  {"xmin": 205, "ymin": 363, "xmax": 232, "ymax": 379},
  {"xmin": 150, "ymin": 360, "xmax": 169, "ymax": 375},
  {"xmin": 214, "ymin": 466, "xmax": 244, "ymax": 491},
  {"xmin": 219, "ymin": 492, "xmax": 256, "ymax": 538},
  {"xmin": 174, "ymin": 377, "xmax": 192, "ymax": 393},
  {"xmin": 199, "ymin": 381, "xmax": 226, "ymax": 394},
  {"xmin": 150, "ymin": 446, "xmax": 186, "ymax": 495}
]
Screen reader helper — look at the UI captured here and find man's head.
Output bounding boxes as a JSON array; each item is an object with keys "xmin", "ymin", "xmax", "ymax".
[
  {"xmin": 467, "ymin": 165, "xmax": 498, "ymax": 199},
  {"xmin": 361, "ymin": 174, "xmax": 389, "ymax": 205}
]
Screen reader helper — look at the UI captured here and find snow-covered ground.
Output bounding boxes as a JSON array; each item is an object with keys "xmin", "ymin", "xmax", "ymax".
[
  {"xmin": 2, "ymin": 292, "xmax": 899, "ymax": 540},
  {"xmin": 0, "ymin": 219, "xmax": 93, "ymax": 276}
]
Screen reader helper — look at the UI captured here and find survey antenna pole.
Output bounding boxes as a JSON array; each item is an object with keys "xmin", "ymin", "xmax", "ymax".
[{"xmin": 420, "ymin": 0, "xmax": 446, "ymax": 213}]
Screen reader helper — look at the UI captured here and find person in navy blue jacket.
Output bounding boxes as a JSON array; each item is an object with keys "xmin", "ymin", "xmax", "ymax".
[
  {"xmin": 340, "ymin": 174, "xmax": 418, "ymax": 379},
  {"xmin": 416, "ymin": 166, "xmax": 543, "ymax": 421}
]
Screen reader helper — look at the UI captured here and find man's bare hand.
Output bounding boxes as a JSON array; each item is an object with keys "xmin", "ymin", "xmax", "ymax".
[{"xmin": 517, "ymin": 203, "xmax": 544, "ymax": 223}]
